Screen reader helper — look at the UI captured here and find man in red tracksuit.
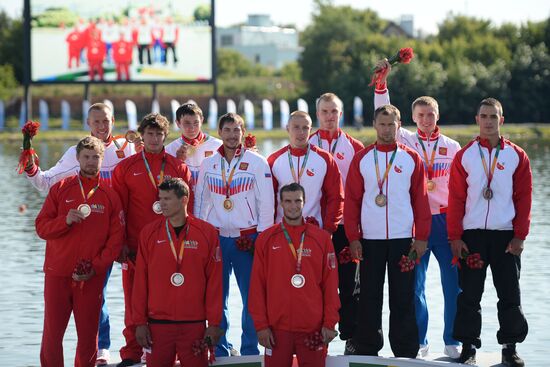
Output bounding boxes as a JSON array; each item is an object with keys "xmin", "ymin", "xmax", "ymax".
[
  {"xmin": 87, "ymin": 29, "xmax": 106, "ymax": 81},
  {"xmin": 113, "ymin": 34, "xmax": 133, "ymax": 81},
  {"xmin": 249, "ymin": 183, "xmax": 340, "ymax": 367},
  {"xmin": 36, "ymin": 136, "xmax": 124, "ymax": 367},
  {"xmin": 66, "ymin": 26, "xmax": 83, "ymax": 68},
  {"xmin": 132, "ymin": 178, "xmax": 222, "ymax": 367},
  {"xmin": 113, "ymin": 113, "xmax": 193, "ymax": 367}
]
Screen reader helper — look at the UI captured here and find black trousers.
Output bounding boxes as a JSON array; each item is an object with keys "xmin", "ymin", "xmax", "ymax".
[
  {"xmin": 352, "ymin": 238, "xmax": 418, "ymax": 358},
  {"xmin": 138, "ymin": 44, "xmax": 151, "ymax": 65},
  {"xmin": 453, "ymin": 229, "xmax": 528, "ymax": 348},
  {"xmin": 332, "ymin": 225, "xmax": 358, "ymax": 340},
  {"xmin": 164, "ymin": 42, "xmax": 178, "ymax": 64}
]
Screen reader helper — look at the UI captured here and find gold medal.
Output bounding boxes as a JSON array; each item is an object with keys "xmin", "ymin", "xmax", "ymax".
[
  {"xmin": 291, "ymin": 274, "xmax": 305, "ymax": 288},
  {"xmin": 375, "ymin": 193, "xmax": 387, "ymax": 207},
  {"xmin": 427, "ymin": 180, "xmax": 436, "ymax": 192},
  {"xmin": 483, "ymin": 187, "xmax": 493, "ymax": 200},
  {"xmin": 223, "ymin": 198, "xmax": 233, "ymax": 211},
  {"xmin": 152, "ymin": 201, "xmax": 162, "ymax": 214},
  {"xmin": 170, "ymin": 272, "xmax": 184, "ymax": 286},
  {"xmin": 77, "ymin": 203, "xmax": 91, "ymax": 218}
]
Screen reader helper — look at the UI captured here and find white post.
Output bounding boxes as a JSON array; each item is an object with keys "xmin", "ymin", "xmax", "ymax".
[
  {"xmin": 171, "ymin": 99, "xmax": 180, "ymax": 131},
  {"xmin": 280, "ymin": 100, "xmax": 290, "ymax": 129},
  {"xmin": 244, "ymin": 99, "xmax": 254, "ymax": 130},
  {"xmin": 125, "ymin": 100, "xmax": 138, "ymax": 130},
  {"xmin": 208, "ymin": 98, "xmax": 218, "ymax": 130},
  {"xmin": 61, "ymin": 100, "xmax": 71, "ymax": 130},
  {"xmin": 226, "ymin": 99, "xmax": 237, "ymax": 114},
  {"xmin": 262, "ymin": 99, "xmax": 273, "ymax": 131},
  {"xmin": 82, "ymin": 100, "xmax": 90, "ymax": 130}
]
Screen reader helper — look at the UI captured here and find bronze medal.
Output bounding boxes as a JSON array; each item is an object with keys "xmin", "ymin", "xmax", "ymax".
[
  {"xmin": 483, "ymin": 187, "xmax": 493, "ymax": 200},
  {"xmin": 77, "ymin": 203, "xmax": 91, "ymax": 218},
  {"xmin": 427, "ymin": 180, "xmax": 436, "ymax": 192},
  {"xmin": 223, "ymin": 198, "xmax": 233, "ymax": 211},
  {"xmin": 375, "ymin": 193, "xmax": 387, "ymax": 207},
  {"xmin": 170, "ymin": 272, "xmax": 184, "ymax": 286},
  {"xmin": 152, "ymin": 201, "xmax": 162, "ymax": 214},
  {"xmin": 291, "ymin": 274, "xmax": 305, "ymax": 288}
]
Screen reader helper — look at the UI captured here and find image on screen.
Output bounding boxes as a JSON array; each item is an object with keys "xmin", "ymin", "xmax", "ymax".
[{"xmin": 30, "ymin": 0, "xmax": 213, "ymax": 83}]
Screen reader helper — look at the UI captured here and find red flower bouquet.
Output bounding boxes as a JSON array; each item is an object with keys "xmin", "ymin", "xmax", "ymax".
[
  {"xmin": 17, "ymin": 120, "xmax": 41, "ymax": 174},
  {"xmin": 452, "ymin": 250, "xmax": 485, "ymax": 270},
  {"xmin": 398, "ymin": 250, "xmax": 420, "ymax": 272},
  {"xmin": 192, "ymin": 338, "xmax": 216, "ymax": 363},
  {"xmin": 305, "ymin": 216, "xmax": 320, "ymax": 227},
  {"xmin": 304, "ymin": 331, "xmax": 324, "ymax": 351},
  {"xmin": 244, "ymin": 133, "xmax": 257, "ymax": 149},
  {"xmin": 369, "ymin": 47, "xmax": 415, "ymax": 87},
  {"xmin": 72, "ymin": 259, "xmax": 92, "ymax": 289},
  {"xmin": 235, "ymin": 235, "xmax": 255, "ymax": 254}
]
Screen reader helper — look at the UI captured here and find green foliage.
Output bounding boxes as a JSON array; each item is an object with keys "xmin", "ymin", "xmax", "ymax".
[
  {"xmin": 193, "ymin": 4, "xmax": 211, "ymax": 23},
  {"xmin": 31, "ymin": 7, "xmax": 78, "ymax": 28},
  {"xmin": 216, "ymin": 49, "xmax": 272, "ymax": 78},
  {"xmin": 0, "ymin": 11, "xmax": 23, "ymax": 83},
  {"xmin": 0, "ymin": 64, "xmax": 19, "ymax": 100},
  {"xmin": 299, "ymin": 4, "xmax": 550, "ymax": 123}
]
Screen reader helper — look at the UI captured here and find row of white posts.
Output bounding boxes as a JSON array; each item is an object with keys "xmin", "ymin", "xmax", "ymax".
[{"xmin": 0, "ymin": 97, "xmax": 366, "ymax": 131}]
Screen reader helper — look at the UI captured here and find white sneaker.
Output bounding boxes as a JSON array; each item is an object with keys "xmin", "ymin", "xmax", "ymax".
[
  {"xmin": 141, "ymin": 350, "xmax": 147, "ymax": 363},
  {"xmin": 418, "ymin": 344, "xmax": 429, "ymax": 357},
  {"xmin": 444, "ymin": 344, "xmax": 461, "ymax": 359},
  {"xmin": 96, "ymin": 349, "xmax": 110, "ymax": 366}
]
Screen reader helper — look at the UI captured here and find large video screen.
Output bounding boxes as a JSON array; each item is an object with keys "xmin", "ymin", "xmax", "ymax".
[{"xmin": 30, "ymin": 0, "xmax": 213, "ymax": 83}]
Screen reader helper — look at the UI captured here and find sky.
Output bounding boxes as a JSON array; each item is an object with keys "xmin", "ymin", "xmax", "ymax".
[{"xmin": 1, "ymin": 0, "xmax": 549, "ymax": 34}]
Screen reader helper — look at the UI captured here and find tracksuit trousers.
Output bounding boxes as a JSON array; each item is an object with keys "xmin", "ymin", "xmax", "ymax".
[
  {"xmin": 453, "ymin": 229, "xmax": 528, "ymax": 348},
  {"xmin": 352, "ymin": 238, "xmax": 419, "ymax": 358}
]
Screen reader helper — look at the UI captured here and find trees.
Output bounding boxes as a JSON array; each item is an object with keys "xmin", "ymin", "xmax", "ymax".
[{"xmin": 299, "ymin": 4, "xmax": 549, "ymax": 123}]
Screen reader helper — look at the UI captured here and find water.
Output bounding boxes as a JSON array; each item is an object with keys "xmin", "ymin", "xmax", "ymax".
[{"xmin": 0, "ymin": 139, "xmax": 549, "ymax": 366}]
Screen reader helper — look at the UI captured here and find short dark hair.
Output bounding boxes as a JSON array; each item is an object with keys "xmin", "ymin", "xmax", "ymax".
[
  {"xmin": 477, "ymin": 98, "xmax": 503, "ymax": 116},
  {"xmin": 159, "ymin": 178, "xmax": 189, "ymax": 198},
  {"xmin": 138, "ymin": 113, "xmax": 170, "ymax": 135},
  {"xmin": 279, "ymin": 182, "xmax": 306, "ymax": 202},
  {"xmin": 176, "ymin": 103, "xmax": 204, "ymax": 121},
  {"xmin": 76, "ymin": 136, "xmax": 105, "ymax": 156},
  {"xmin": 373, "ymin": 104, "xmax": 401, "ymax": 122},
  {"xmin": 218, "ymin": 112, "xmax": 245, "ymax": 130}
]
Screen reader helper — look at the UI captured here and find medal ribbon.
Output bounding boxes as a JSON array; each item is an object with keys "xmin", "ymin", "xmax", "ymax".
[
  {"xmin": 287, "ymin": 145, "xmax": 310, "ymax": 184},
  {"xmin": 165, "ymin": 219, "xmax": 190, "ymax": 271},
  {"xmin": 181, "ymin": 134, "xmax": 209, "ymax": 156},
  {"xmin": 110, "ymin": 135, "xmax": 129, "ymax": 151},
  {"xmin": 317, "ymin": 131, "xmax": 340, "ymax": 155},
  {"xmin": 77, "ymin": 175, "xmax": 100, "ymax": 203},
  {"xmin": 142, "ymin": 150, "xmax": 166, "ymax": 190},
  {"xmin": 281, "ymin": 221, "xmax": 306, "ymax": 273},
  {"xmin": 477, "ymin": 142, "xmax": 501, "ymax": 188},
  {"xmin": 221, "ymin": 149, "xmax": 245, "ymax": 199},
  {"xmin": 416, "ymin": 133, "xmax": 439, "ymax": 180},
  {"xmin": 373, "ymin": 146, "xmax": 398, "ymax": 195}
]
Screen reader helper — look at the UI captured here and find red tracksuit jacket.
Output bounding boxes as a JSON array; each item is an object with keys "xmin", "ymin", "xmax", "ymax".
[
  {"xmin": 132, "ymin": 216, "xmax": 222, "ymax": 326},
  {"xmin": 35, "ymin": 174, "xmax": 124, "ymax": 276},
  {"xmin": 112, "ymin": 150, "xmax": 193, "ymax": 251},
  {"xmin": 249, "ymin": 220, "xmax": 340, "ymax": 333}
]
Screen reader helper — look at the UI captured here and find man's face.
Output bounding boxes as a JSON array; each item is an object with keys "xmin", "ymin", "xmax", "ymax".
[
  {"xmin": 412, "ymin": 105, "xmax": 439, "ymax": 134},
  {"xmin": 218, "ymin": 121, "xmax": 244, "ymax": 150},
  {"xmin": 87, "ymin": 109, "xmax": 114, "ymax": 142},
  {"xmin": 77, "ymin": 147, "xmax": 103, "ymax": 177},
  {"xmin": 142, "ymin": 126, "xmax": 166, "ymax": 153},
  {"xmin": 281, "ymin": 190, "xmax": 304, "ymax": 221},
  {"xmin": 159, "ymin": 189, "xmax": 188, "ymax": 218},
  {"xmin": 317, "ymin": 99, "xmax": 342, "ymax": 132},
  {"xmin": 373, "ymin": 114, "xmax": 398, "ymax": 144},
  {"xmin": 476, "ymin": 105, "xmax": 504, "ymax": 138},
  {"xmin": 287, "ymin": 116, "xmax": 311, "ymax": 149},
  {"xmin": 177, "ymin": 113, "xmax": 202, "ymax": 140}
]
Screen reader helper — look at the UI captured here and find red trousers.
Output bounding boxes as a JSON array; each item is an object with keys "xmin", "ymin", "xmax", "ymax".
[
  {"xmin": 88, "ymin": 62, "xmax": 104, "ymax": 81},
  {"xmin": 264, "ymin": 329, "xmax": 327, "ymax": 367},
  {"xmin": 115, "ymin": 63, "xmax": 131, "ymax": 81},
  {"xmin": 40, "ymin": 273, "xmax": 105, "ymax": 367},
  {"xmin": 120, "ymin": 261, "xmax": 142, "ymax": 361},
  {"xmin": 146, "ymin": 322, "xmax": 207, "ymax": 367}
]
